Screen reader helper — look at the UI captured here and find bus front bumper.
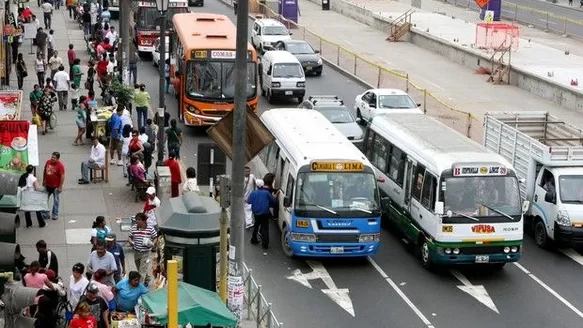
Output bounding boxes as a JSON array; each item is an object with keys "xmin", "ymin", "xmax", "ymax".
[
  {"xmin": 431, "ymin": 250, "xmax": 521, "ymax": 265},
  {"xmin": 289, "ymin": 241, "xmax": 379, "ymax": 257},
  {"xmin": 555, "ymin": 223, "xmax": 583, "ymax": 247},
  {"xmin": 184, "ymin": 111, "xmax": 222, "ymax": 126}
]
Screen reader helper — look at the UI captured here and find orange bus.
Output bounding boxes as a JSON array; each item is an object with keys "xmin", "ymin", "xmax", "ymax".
[{"xmin": 171, "ymin": 13, "xmax": 259, "ymax": 127}]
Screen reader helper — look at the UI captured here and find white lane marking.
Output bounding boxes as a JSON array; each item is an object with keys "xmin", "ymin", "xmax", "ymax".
[
  {"xmin": 559, "ymin": 248, "xmax": 583, "ymax": 266},
  {"xmin": 539, "ymin": 18, "xmax": 557, "ymax": 25},
  {"xmin": 514, "ymin": 262, "xmax": 583, "ymax": 318},
  {"xmin": 286, "ymin": 261, "xmax": 355, "ymax": 317},
  {"xmin": 368, "ymin": 258, "xmax": 435, "ymax": 328},
  {"xmin": 450, "ymin": 270, "xmax": 499, "ymax": 314}
]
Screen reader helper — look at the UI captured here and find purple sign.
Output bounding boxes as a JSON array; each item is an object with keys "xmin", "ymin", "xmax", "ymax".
[
  {"xmin": 279, "ymin": 0, "xmax": 298, "ymax": 24},
  {"xmin": 480, "ymin": 0, "xmax": 501, "ymax": 21}
]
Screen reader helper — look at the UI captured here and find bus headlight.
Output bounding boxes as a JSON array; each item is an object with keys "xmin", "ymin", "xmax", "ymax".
[
  {"xmin": 444, "ymin": 248, "xmax": 452, "ymax": 254},
  {"xmin": 359, "ymin": 233, "xmax": 380, "ymax": 243},
  {"xmin": 557, "ymin": 211, "xmax": 571, "ymax": 226},
  {"xmin": 453, "ymin": 248, "xmax": 460, "ymax": 255},
  {"xmin": 188, "ymin": 106, "xmax": 201, "ymax": 114},
  {"xmin": 503, "ymin": 246, "xmax": 510, "ymax": 253},
  {"xmin": 291, "ymin": 233, "xmax": 316, "ymax": 242},
  {"xmin": 511, "ymin": 246, "xmax": 519, "ymax": 253},
  {"xmin": 271, "ymin": 82, "xmax": 280, "ymax": 88}
]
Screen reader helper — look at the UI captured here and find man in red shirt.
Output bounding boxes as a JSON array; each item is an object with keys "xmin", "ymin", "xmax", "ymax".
[
  {"xmin": 163, "ymin": 151, "xmax": 182, "ymax": 198},
  {"xmin": 42, "ymin": 151, "xmax": 65, "ymax": 220},
  {"xmin": 67, "ymin": 44, "xmax": 76, "ymax": 77}
]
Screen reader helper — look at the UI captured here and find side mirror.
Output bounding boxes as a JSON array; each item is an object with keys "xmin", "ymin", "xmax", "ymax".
[
  {"xmin": 416, "ymin": 103, "xmax": 421, "ymax": 107},
  {"xmin": 267, "ymin": 67, "xmax": 272, "ymax": 75},
  {"xmin": 522, "ymin": 200, "xmax": 530, "ymax": 214},
  {"xmin": 283, "ymin": 196, "xmax": 291, "ymax": 207},
  {"xmin": 381, "ymin": 196, "xmax": 391, "ymax": 208},
  {"xmin": 544, "ymin": 191, "xmax": 556, "ymax": 204},
  {"xmin": 435, "ymin": 201, "xmax": 444, "ymax": 216},
  {"xmin": 314, "ymin": 49, "xmax": 320, "ymax": 54},
  {"xmin": 377, "ymin": 177, "xmax": 385, "ymax": 183}
]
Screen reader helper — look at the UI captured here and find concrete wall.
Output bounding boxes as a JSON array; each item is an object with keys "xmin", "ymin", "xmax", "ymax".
[{"xmin": 303, "ymin": 0, "xmax": 583, "ymax": 112}]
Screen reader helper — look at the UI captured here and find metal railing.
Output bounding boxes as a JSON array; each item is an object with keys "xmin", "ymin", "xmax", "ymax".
[
  {"xmin": 243, "ymin": 263, "xmax": 283, "ymax": 328},
  {"xmin": 254, "ymin": 0, "xmax": 481, "ymax": 140}
]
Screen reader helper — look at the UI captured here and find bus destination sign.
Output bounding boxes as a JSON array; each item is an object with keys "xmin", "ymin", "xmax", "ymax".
[
  {"xmin": 311, "ymin": 161, "xmax": 364, "ymax": 172},
  {"xmin": 453, "ymin": 165, "xmax": 507, "ymax": 177},
  {"xmin": 192, "ymin": 49, "xmax": 253, "ymax": 60}
]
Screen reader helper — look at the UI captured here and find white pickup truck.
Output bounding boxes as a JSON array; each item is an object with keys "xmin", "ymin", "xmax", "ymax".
[{"xmin": 484, "ymin": 111, "xmax": 583, "ymax": 249}]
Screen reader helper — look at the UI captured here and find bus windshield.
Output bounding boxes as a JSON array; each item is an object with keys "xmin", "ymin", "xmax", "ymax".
[
  {"xmin": 186, "ymin": 61, "xmax": 257, "ymax": 100},
  {"xmin": 443, "ymin": 176, "xmax": 521, "ymax": 221},
  {"xmin": 136, "ymin": 7, "xmax": 188, "ymax": 30},
  {"xmin": 294, "ymin": 172, "xmax": 380, "ymax": 218}
]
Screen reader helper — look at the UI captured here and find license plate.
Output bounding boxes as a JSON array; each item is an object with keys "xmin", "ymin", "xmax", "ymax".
[
  {"xmin": 475, "ymin": 255, "xmax": 490, "ymax": 263},
  {"xmin": 285, "ymin": 91, "xmax": 293, "ymax": 95},
  {"xmin": 331, "ymin": 246, "xmax": 344, "ymax": 254},
  {"xmin": 306, "ymin": 66, "xmax": 312, "ymax": 71}
]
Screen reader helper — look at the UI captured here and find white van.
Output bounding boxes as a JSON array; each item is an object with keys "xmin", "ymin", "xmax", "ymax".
[{"xmin": 260, "ymin": 50, "xmax": 306, "ymax": 104}]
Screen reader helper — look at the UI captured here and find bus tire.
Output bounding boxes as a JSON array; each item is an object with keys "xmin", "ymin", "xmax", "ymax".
[
  {"xmin": 281, "ymin": 225, "xmax": 294, "ymax": 258},
  {"xmin": 417, "ymin": 236, "xmax": 433, "ymax": 270},
  {"xmin": 534, "ymin": 219, "xmax": 551, "ymax": 249}
]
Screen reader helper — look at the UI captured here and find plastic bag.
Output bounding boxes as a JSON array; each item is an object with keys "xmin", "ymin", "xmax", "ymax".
[{"xmin": 31, "ymin": 113, "xmax": 41, "ymax": 126}]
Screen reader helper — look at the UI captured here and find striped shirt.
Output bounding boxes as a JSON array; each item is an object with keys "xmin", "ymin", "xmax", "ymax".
[{"xmin": 129, "ymin": 225, "xmax": 157, "ymax": 252}]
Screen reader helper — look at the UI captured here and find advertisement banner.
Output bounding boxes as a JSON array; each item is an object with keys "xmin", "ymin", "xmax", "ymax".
[
  {"xmin": 0, "ymin": 91, "xmax": 22, "ymax": 120},
  {"xmin": 0, "ymin": 120, "xmax": 30, "ymax": 173}
]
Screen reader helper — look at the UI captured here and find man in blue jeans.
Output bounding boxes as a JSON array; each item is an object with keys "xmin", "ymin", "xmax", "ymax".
[
  {"xmin": 134, "ymin": 84, "xmax": 150, "ymax": 129},
  {"xmin": 247, "ymin": 179, "xmax": 280, "ymax": 250},
  {"xmin": 109, "ymin": 107, "xmax": 124, "ymax": 165},
  {"xmin": 42, "ymin": 151, "xmax": 65, "ymax": 220}
]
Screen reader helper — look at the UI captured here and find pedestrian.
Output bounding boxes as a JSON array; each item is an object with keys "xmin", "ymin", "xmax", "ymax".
[
  {"xmin": 105, "ymin": 26, "xmax": 117, "ymax": 45},
  {"xmin": 42, "ymin": 151, "xmax": 64, "ymax": 220},
  {"xmin": 89, "ymin": 269, "xmax": 115, "ymax": 306},
  {"xmin": 38, "ymin": 87, "xmax": 56, "ymax": 134},
  {"xmin": 35, "ymin": 28, "xmax": 48, "ymax": 60},
  {"xmin": 114, "ymin": 271, "xmax": 148, "ymax": 313},
  {"xmin": 247, "ymin": 179, "xmax": 280, "ymax": 250},
  {"xmin": 243, "ymin": 165, "xmax": 256, "ymax": 229},
  {"xmin": 182, "ymin": 167, "xmax": 200, "ymax": 194},
  {"xmin": 128, "ymin": 49, "xmax": 138, "ymax": 86},
  {"xmin": 69, "ymin": 301, "xmax": 98, "ymax": 328},
  {"xmin": 70, "ymin": 84, "xmax": 80, "ymax": 110},
  {"xmin": 40, "ymin": 0, "xmax": 53, "ymax": 29},
  {"xmin": 121, "ymin": 124, "xmax": 132, "ymax": 178},
  {"xmin": 263, "ymin": 172, "xmax": 279, "ymax": 219},
  {"xmin": 164, "ymin": 151, "xmax": 182, "ymax": 198},
  {"xmin": 11, "ymin": 36, "xmax": 20, "ymax": 65},
  {"xmin": 36, "ymin": 240, "xmax": 59, "ymax": 275},
  {"xmin": 134, "ymin": 84, "xmax": 150, "ymax": 129},
  {"xmin": 105, "ymin": 233, "xmax": 125, "ymax": 283},
  {"xmin": 33, "ymin": 295, "xmax": 58, "ymax": 328},
  {"xmin": 47, "ymin": 29, "xmax": 54, "ymax": 59},
  {"xmin": 35, "ymin": 53, "xmax": 47, "ymax": 87},
  {"xmin": 16, "ymin": 53, "xmax": 27, "ymax": 89},
  {"xmin": 30, "ymin": 84, "xmax": 43, "ymax": 117},
  {"xmin": 143, "ymin": 187, "xmax": 161, "ymax": 229},
  {"xmin": 48, "ymin": 50, "xmax": 62, "ymax": 79},
  {"xmin": 128, "ymin": 212, "xmax": 157, "ymax": 286},
  {"xmin": 109, "ymin": 107, "xmax": 124, "ymax": 165},
  {"xmin": 79, "ymin": 138, "xmax": 106, "ymax": 184},
  {"xmin": 72, "ymin": 58, "xmax": 83, "ymax": 89},
  {"xmin": 53, "ymin": 65, "xmax": 70, "ymax": 111},
  {"xmin": 66, "ymin": 0, "xmax": 75, "ymax": 18},
  {"xmin": 23, "ymin": 261, "xmax": 54, "ymax": 289},
  {"xmin": 569, "ymin": 0, "xmax": 573, "ymax": 5},
  {"xmin": 67, "ymin": 44, "xmax": 76, "ymax": 77},
  {"xmin": 86, "ymin": 240, "xmax": 117, "ymax": 286},
  {"xmin": 18, "ymin": 165, "xmax": 46, "ymax": 228},
  {"xmin": 68, "ymin": 263, "xmax": 89, "ymax": 309},
  {"xmin": 74, "ymin": 95, "xmax": 87, "ymax": 145},
  {"xmin": 164, "ymin": 59, "xmax": 171, "ymax": 93},
  {"xmin": 75, "ymin": 285, "xmax": 109, "ymax": 328},
  {"xmin": 166, "ymin": 119, "xmax": 182, "ymax": 159},
  {"xmin": 86, "ymin": 60, "xmax": 96, "ymax": 94},
  {"xmin": 82, "ymin": 8, "xmax": 91, "ymax": 37},
  {"xmin": 45, "ymin": 77, "xmax": 54, "ymax": 89}
]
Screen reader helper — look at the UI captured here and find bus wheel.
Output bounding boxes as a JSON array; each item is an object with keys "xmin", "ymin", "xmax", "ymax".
[
  {"xmin": 534, "ymin": 219, "xmax": 551, "ymax": 249},
  {"xmin": 281, "ymin": 225, "xmax": 294, "ymax": 258},
  {"xmin": 417, "ymin": 237, "xmax": 433, "ymax": 270}
]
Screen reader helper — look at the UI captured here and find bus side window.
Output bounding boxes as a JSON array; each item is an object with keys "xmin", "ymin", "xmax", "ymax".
[
  {"xmin": 421, "ymin": 172, "xmax": 437, "ymax": 211},
  {"xmin": 411, "ymin": 165, "xmax": 426, "ymax": 201},
  {"xmin": 388, "ymin": 145, "xmax": 406, "ymax": 186},
  {"xmin": 370, "ymin": 134, "xmax": 389, "ymax": 173},
  {"xmin": 364, "ymin": 130, "xmax": 375, "ymax": 159},
  {"xmin": 285, "ymin": 174, "xmax": 295, "ymax": 207}
]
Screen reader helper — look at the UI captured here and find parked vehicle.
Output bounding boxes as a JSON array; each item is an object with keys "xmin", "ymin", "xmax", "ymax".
[
  {"xmin": 188, "ymin": 0, "xmax": 204, "ymax": 6},
  {"xmin": 299, "ymin": 95, "xmax": 363, "ymax": 147},
  {"xmin": 260, "ymin": 50, "xmax": 305, "ymax": 104},
  {"xmin": 354, "ymin": 88, "xmax": 422, "ymax": 123},
  {"xmin": 484, "ymin": 111, "xmax": 583, "ymax": 249},
  {"xmin": 274, "ymin": 40, "xmax": 322, "ymax": 75},
  {"xmin": 251, "ymin": 19, "xmax": 292, "ymax": 53}
]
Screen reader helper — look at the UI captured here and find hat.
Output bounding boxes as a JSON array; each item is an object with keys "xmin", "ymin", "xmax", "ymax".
[
  {"xmin": 86, "ymin": 283, "xmax": 99, "ymax": 293},
  {"xmin": 256, "ymin": 179, "xmax": 264, "ymax": 188},
  {"xmin": 146, "ymin": 187, "xmax": 156, "ymax": 195},
  {"xmin": 105, "ymin": 232, "xmax": 116, "ymax": 241},
  {"xmin": 45, "ymin": 269, "xmax": 56, "ymax": 281}
]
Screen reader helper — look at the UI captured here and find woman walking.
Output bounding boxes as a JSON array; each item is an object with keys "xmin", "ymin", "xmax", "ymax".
[
  {"xmin": 72, "ymin": 58, "xmax": 83, "ymax": 89},
  {"xmin": 35, "ymin": 53, "xmax": 47, "ymax": 87},
  {"xmin": 166, "ymin": 119, "xmax": 182, "ymax": 159},
  {"xmin": 19, "ymin": 164, "xmax": 46, "ymax": 228},
  {"xmin": 86, "ymin": 60, "xmax": 96, "ymax": 94},
  {"xmin": 74, "ymin": 95, "xmax": 87, "ymax": 145},
  {"xmin": 16, "ymin": 53, "xmax": 27, "ymax": 89},
  {"xmin": 38, "ymin": 87, "xmax": 56, "ymax": 135}
]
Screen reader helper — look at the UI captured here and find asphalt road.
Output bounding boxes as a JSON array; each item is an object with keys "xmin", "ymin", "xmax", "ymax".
[
  {"xmin": 130, "ymin": 0, "xmax": 583, "ymax": 327},
  {"xmin": 439, "ymin": 0, "xmax": 583, "ymax": 39}
]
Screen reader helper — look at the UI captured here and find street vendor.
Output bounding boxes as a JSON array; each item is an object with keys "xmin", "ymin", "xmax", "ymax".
[{"xmin": 113, "ymin": 271, "xmax": 148, "ymax": 313}]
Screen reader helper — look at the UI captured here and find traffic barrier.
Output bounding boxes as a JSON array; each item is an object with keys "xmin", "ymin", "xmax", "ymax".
[
  {"xmin": 255, "ymin": 0, "xmax": 481, "ymax": 139},
  {"xmin": 243, "ymin": 262, "xmax": 283, "ymax": 328},
  {"xmin": 441, "ymin": 0, "xmax": 583, "ymax": 40}
]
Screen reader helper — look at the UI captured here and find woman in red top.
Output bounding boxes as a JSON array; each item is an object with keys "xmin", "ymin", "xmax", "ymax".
[
  {"xmin": 128, "ymin": 130, "xmax": 144, "ymax": 158},
  {"xmin": 69, "ymin": 302, "xmax": 97, "ymax": 328},
  {"xmin": 96, "ymin": 54, "xmax": 108, "ymax": 84}
]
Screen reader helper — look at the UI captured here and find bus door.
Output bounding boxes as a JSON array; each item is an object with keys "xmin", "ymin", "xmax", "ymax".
[{"xmin": 402, "ymin": 158, "xmax": 417, "ymax": 241}]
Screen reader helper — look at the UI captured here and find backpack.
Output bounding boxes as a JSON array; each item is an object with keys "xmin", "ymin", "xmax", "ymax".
[
  {"xmin": 18, "ymin": 173, "xmax": 27, "ymax": 188},
  {"xmin": 95, "ymin": 228, "xmax": 107, "ymax": 241}
]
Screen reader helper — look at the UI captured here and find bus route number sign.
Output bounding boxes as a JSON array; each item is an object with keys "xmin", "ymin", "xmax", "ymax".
[{"xmin": 311, "ymin": 161, "xmax": 364, "ymax": 172}]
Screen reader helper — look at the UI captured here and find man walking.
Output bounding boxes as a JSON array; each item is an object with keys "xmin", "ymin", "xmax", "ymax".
[
  {"xmin": 129, "ymin": 212, "xmax": 157, "ymax": 286},
  {"xmin": 105, "ymin": 233, "xmax": 125, "ymax": 283},
  {"xmin": 42, "ymin": 151, "xmax": 65, "ymax": 220},
  {"xmin": 78, "ymin": 138, "xmax": 106, "ymax": 184},
  {"xmin": 247, "ymin": 179, "xmax": 279, "ymax": 250},
  {"xmin": 108, "ymin": 107, "xmax": 123, "ymax": 165},
  {"xmin": 36, "ymin": 240, "xmax": 59, "ymax": 276},
  {"xmin": 35, "ymin": 27, "xmax": 48, "ymax": 60},
  {"xmin": 48, "ymin": 51, "xmax": 63, "ymax": 79},
  {"xmin": 53, "ymin": 65, "xmax": 70, "ymax": 111},
  {"xmin": 40, "ymin": 0, "xmax": 53, "ymax": 29},
  {"xmin": 86, "ymin": 240, "xmax": 118, "ymax": 287},
  {"xmin": 67, "ymin": 44, "xmax": 76, "ymax": 77},
  {"xmin": 243, "ymin": 165, "xmax": 256, "ymax": 229}
]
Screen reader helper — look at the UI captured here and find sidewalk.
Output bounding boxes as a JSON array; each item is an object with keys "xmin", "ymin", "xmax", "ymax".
[{"xmin": 286, "ymin": 0, "xmax": 583, "ymax": 131}]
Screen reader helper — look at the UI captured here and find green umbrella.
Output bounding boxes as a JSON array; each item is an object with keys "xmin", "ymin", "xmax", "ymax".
[{"xmin": 141, "ymin": 282, "xmax": 237, "ymax": 327}]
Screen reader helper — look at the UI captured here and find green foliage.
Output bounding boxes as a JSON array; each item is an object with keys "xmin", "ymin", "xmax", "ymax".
[{"xmin": 109, "ymin": 79, "xmax": 134, "ymax": 107}]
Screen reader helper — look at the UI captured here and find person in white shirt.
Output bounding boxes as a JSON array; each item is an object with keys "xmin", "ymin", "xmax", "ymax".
[
  {"xmin": 40, "ymin": 0, "xmax": 53, "ymax": 30},
  {"xmin": 90, "ymin": 0, "xmax": 99, "ymax": 25},
  {"xmin": 20, "ymin": 164, "xmax": 46, "ymax": 228},
  {"xmin": 52, "ymin": 65, "xmax": 70, "ymax": 111},
  {"xmin": 182, "ymin": 167, "xmax": 200, "ymax": 193},
  {"xmin": 79, "ymin": 138, "xmax": 106, "ymax": 184},
  {"xmin": 68, "ymin": 263, "xmax": 89, "ymax": 309},
  {"xmin": 106, "ymin": 55, "xmax": 116, "ymax": 77},
  {"xmin": 105, "ymin": 26, "xmax": 118, "ymax": 45},
  {"xmin": 243, "ymin": 165, "xmax": 257, "ymax": 229},
  {"xmin": 144, "ymin": 187, "xmax": 161, "ymax": 229},
  {"xmin": 48, "ymin": 51, "xmax": 62, "ymax": 79}
]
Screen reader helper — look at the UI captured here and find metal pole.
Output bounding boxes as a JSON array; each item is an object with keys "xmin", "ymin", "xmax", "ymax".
[
  {"xmin": 167, "ymin": 260, "xmax": 178, "ymax": 328},
  {"xmin": 218, "ymin": 175, "xmax": 231, "ymax": 303},
  {"xmin": 120, "ymin": 0, "xmax": 130, "ymax": 84},
  {"xmin": 228, "ymin": 0, "xmax": 249, "ymax": 320},
  {"xmin": 157, "ymin": 10, "xmax": 167, "ymax": 166}
]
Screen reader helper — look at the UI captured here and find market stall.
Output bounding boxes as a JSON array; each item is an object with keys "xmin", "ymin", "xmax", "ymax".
[
  {"xmin": 90, "ymin": 105, "xmax": 116, "ymax": 140},
  {"xmin": 138, "ymin": 281, "xmax": 237, "ymax": 328}
]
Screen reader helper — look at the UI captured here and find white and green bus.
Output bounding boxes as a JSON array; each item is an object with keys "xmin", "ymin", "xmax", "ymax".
[{"xmin": 363, "ymin": 113, "xmax": 527, "ymax": 269}]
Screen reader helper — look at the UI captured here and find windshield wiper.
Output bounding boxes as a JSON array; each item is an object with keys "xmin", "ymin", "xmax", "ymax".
[
  {"xmin": 302, "ymin": 203, "xmax": 337, "ymax": 215},
  {"xmin": 349, "ymin": 206, "xmax": 372, "ymax": 214},
  {"xmin": 480, "ymin": 203, "xmax": 514, "ymax": 221},
  {"xmin": 450, "ymin": 211, "xmax": 480, "ymax": 222}
]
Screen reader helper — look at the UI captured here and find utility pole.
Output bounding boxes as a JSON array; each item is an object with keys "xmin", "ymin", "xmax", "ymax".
[
  {"xmin": 156, "ymin": 3, "xmax": 167, "ymax": 166},
  {"xmin": 218, "ymin": 175, "xmax": 231, "ymax": 303},
  {"xmin": 119, "ymin": 0, "xmax": 130, "ymax": 85},
  {"xmin": 228, "ymin": 0, "xmax": 249, "ymax": 321}
]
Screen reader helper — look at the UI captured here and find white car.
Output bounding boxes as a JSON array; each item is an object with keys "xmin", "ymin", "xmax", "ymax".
[
  {"xmin": 152, "ymin": 37, "xmax": 170, "ymax": 67},
  {"xmin": 251, "ymin": 18, "xmax": 292, "ymax": 53},
  {"xmin": 354, "ymin": 88, "xmax": 422, "ymax": 123}
]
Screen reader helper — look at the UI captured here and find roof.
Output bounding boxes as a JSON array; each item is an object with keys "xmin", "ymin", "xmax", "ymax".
[
  {"xmin": 264, "ymin": 50, "xmax": 300, "ymax": 62},
  {"xmin": 371, "ymin": 114, "xmax": 512, "ymax": 174},
  {"xmin": 172, "ymin": 13, "xmax": 254, "ymax": 52},
  {"xmin": 369, "ymin": 88, "xmax": 409, "ymax": 95},
  {"xmin": 255, "ymin": 18, "xmax": 286, "ymax": 27},
  {"xmin": 260, "ymin": 108, "xmax": 370, "ymax": 169}
]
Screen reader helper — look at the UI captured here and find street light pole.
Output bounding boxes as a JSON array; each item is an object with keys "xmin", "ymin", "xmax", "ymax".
[
  {"xmin": 156, "ymin": 0, "xmax": 168, "ymax": 166},
  {"xmin": 228, "ymin": 0, "xmax": 250, "ymax": 320}
]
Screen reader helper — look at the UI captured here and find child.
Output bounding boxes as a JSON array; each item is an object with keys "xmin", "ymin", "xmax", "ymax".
[{"xmin": 70, "ymin": 85, "xmax": 80, "ymax": 110}]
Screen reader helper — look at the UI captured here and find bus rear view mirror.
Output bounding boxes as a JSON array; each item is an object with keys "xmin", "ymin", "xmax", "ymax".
[
  {"xmin": 283, "ymin": 196, "xmax": 291, "ymax": 207},
  {"xmin": 435, "ymin": 202, "xmax": 444, "ymax": 215},
  {"xmin": 522, "ymin": 201, "xmax": 530, "ymax": 214}
]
